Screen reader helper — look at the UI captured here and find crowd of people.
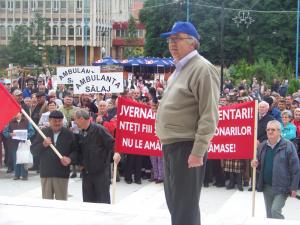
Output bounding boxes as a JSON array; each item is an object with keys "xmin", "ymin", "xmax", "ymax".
[{"xmin": 0, "ymin": 74, "xmax": 166, "ymax": 201}]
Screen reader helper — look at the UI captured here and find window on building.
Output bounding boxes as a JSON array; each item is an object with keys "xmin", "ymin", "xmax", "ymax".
[
  {"xmin": 68, "ymin": 26, "xmax": 74, "ymax": 36},
  {"xmin": 45, "ymin": 1, "xmax": 51, "ymax": 9},
  {"xmin": 23, "ymin": 1, "xmax": 28, "ymax": 12},
  {"xmin": 61, "ymin": 26, "xmax": 66, "ymax": 37},
  {"xmin": 68, "ymin": 1, "xmax": 74, "ymax": 13},
  {"xmin": 0, "ymin": 26, "xmax": 5, "ymax": 39},
  {"xmin": 15, "ymin": 1, "xmax": 20, "ymax": 9},
  {"xmin": 61, "ymin": 18, "xmax": 66, "ymax": 23},
  {"xmin": 53, "ymin": 0, "xmax": 59, "ymax": 12},
  {"xmin": 70, "ymin": 46, "xmax": 75, "ymax": 65},
  {"xmin": 61, "ymin": 1, "xmax": 66, "ymax": 12},
  {"xmin": 7, "ymin": 26, "xmax": 13, "ymax": 36},
  {"xmin": 76, "ymin": 26, "xmax": 82, "ymax": 36},
  {"xmin": 53, "ymin": 26, "xmax": 58, "ymax": 36},
  {"xmin": 30, "ymin": 0, "xmax": 36, "ymax": 11},
  {"xmin": 116, "ymin": 29, "xmax": 121, "ymax": 38},
  {"xmin": 76, "ymin": 0, "xmax": 82, "ymax": 11},
  {"xmin": 46, "ymin": 25, "xmax": 51, "ymax": 37},
  {"xmin": 68, "ymin": 18, "xmax": 74, "ymax": 24},
  {"xmin": 7, "ymin": 0, "xmax": 13, "ymax": 11},
  {"xmin": 0, "ymin": 1, "xmax": 5, "ymax": 9},
  {"xmin": 37, "ymin": 1, "xmax": 43, "ymax": 8}
]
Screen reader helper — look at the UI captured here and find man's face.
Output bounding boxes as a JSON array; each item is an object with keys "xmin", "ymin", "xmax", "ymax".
[
  {"xmin": 133, "ymin": 90, "xmax": 140, "ymax": 100},
  {"xmin": 266, "ymin": 124, "xmax": 281, "ymax": 140},
  {"xmin": 74, "ymin": 116, "xmax": 85, "ymax": 129},
  {"xmin": 98, "ymin": 102, "xmax": 107, "ymax": 114},
  {"xmin": 258, "ymin": 104, "xmax": 269, "ymax": 116},
  {"xmin": 27, "ymin": 83, "xmax": 34, "ymax": 90},
  {"xmin": 64, "ymin": 96, "xmax": 73, "ymax": 107},
  {"xmin": 48, "ymin": 103, "xmax": 57, "ymax": 112},
  {"xmin": 14, "ymin": 94, "xmax": 22, "ymax": 103},
  {"xmin": 24, "ymin": 98, "xmax": 32, "ymax": 107},
  {"xmin": 278, "ymin": 102, "xmax": 286, "ymax": 111},
  {"xmin": 49, "ymin": 118, "xmax": 63, "ymax": 132},
  {"xmin": 168, "ymin": 33, "xmax": 194, "ymax": 61},
  {"xmin": 37, "ymin": 95, "xmax": 45, "ymax": 104},
  {"xmin": 294, "ymin": 110, "xmax": 300, "ymax": 121}
]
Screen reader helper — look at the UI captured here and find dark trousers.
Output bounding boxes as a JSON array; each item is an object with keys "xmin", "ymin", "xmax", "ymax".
[
  {"xmin": 163, "ymin": 141, "xmax": 207, "ymax": 225},
  {"xmin": 125, "ymin": 154, "xmax": 142, "ymax": 182},
  {"xmin": 204, "ymin": 159, "xmax": 225, "ymax": 185},
  {"xmin": 82, "ymin": 170, "xmax": 110, "ymax": 204}
]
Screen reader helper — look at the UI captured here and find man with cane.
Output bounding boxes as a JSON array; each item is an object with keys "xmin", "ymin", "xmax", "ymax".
[
  {"xmin": 31, "ymin": 110, "xmax": 78, "ymax": 200},
  {"xmin": 251, "ymin": 120, "xmax": 300, "ymax": 219}
]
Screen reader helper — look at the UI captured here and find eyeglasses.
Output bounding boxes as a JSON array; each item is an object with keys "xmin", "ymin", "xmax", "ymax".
[
  {"xmin": 266, "ymin": 128, "xmax": 279, "ymax": 132},
  {"xmin": 166, "ymin": 37, "xmax": 192, "ymax": 43}
]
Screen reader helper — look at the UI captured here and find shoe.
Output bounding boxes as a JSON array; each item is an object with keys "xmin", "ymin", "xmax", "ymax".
[
  {"xmin": 6, "ymin": 169, "xmax": 13, "ymax": 173},
  {"xmin": 13, "ymin": 177, "xmax": 20, "ymax": 180},
  {"xmin": 70, "ymin": 173, "xmax": 77, "ymax": 178},
  {"xmin": 28, "ymin": 167, "xmax": 37, "ymax": 171},
  {"xmin": 238, "ymin": 186, "xmax": 243, "ymax": 191},
  {"xmin": 134, "ymin": 180, "xmax": 142, "ymax": 184},
  {"xmin": 125, "ymin": 179, "xmax": 132, "ymax": 184},
  {"xmin": 21, "ymin": 177, "xmax": 28, "ymax": 181},
  {"xmin": 226, "ymin": 184, "xmax": 235, "ymax": 190},
  {"xmin": 116, "ymin": 177, "xmax": 120, "ymax": 182},
  {"xmin": 155, "ymin": 179, "xmax": 163, "ymax": 184},
  {"xmin": 216, "ymin": 182, "xmax": 225, "ymax": 188},
  {"xmin": 148, "ymin": 178, "xmax": 157, "ymax": 182}
]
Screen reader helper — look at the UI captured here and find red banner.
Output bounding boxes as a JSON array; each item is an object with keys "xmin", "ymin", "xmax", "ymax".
[
  {"xmin": 208, "ymin": 101, "xmax": 256, "ymax": 159},
  {"xmin": 115, "ymin": 97, "xmax": 162, "ymax": 157},
  {"xmin": 116, "ymin": 97, "xmax": 256, "ymax": 159},
  {"xmin": 0, "ymin": 83, "xmax": 21, "ymax": 131}
]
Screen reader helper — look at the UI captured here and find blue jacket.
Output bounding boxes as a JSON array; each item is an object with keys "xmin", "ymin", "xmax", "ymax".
[
  {"xmin": 257, "ymin": 138, "xmax": 300, "ymax": 195},
  {"xmin": 281, "ymin": 122, "xmax": 296, "ymax": 141}
]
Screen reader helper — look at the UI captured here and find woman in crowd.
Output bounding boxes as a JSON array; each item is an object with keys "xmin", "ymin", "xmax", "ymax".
[
  {"xmin": 281, "ymin": 110, "xmax": 296, "ymax": 141},
  {"xmin": 3, "ymin": 113, "xmax": 35, "ymax": 180}
]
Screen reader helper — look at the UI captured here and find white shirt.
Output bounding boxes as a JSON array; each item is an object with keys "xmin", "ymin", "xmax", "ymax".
[{"xmin": 172, "ymin": 50, "xmax": 198, "ymax": 79}]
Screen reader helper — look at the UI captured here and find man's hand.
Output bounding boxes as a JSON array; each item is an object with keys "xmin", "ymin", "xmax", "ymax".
[
  {"xmin": 188, "ymin": 154, "xmax": 203, "ymax": 168},
  {"xmin": 43, "ymin": 137, "xmax": 52, "ymax": 148},
  {"xmin": 251, "ymin": 160, "xmax": 258, "ymax": 168},
  {"xmin": 60, "ymin": 156, "xmax": 71, "ymax": 166},
  {"xmin": 113, "ymin": 153, "xmax": 121, "ymax": 165},
  {"xmin": 290, "ymin": 190, "xmax": 297, "ymax": 198},
  {"xmin": 10, "ymin": 132, "xmax": 16, "ymax": 137}
]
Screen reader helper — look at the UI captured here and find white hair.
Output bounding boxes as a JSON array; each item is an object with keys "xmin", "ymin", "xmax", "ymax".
[
  {"xmin": 259, "ymin": 101, "xmax": 270, "ymax": 109},
  {"xmin": 267, "ymin": 120, "xmax": 281, "ymax": 132}
]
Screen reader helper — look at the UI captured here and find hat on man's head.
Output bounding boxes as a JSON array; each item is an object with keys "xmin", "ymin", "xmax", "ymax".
[
  {"xmin": 263, "ymin": 96, "xmax": 273, "ymax": 106},
  {"xmin": 36, "ymin": 91, "xmax": 46, "ymax": 97},
  {"xmin": 160, "ymin": 21, "xmax": 200, "ymax": 40},
  {"xmin": 294, "ymin": 97, "xmax": 300, "ymax": 104},
  {"xmin": 13, "ymin": 89, "xmax": 22, "ymax": 96},
  {"xmin": 4, "ymin": 79, "xmax": 11, "ymax": 84},
  {"xmin": 49, "ymin": 110, "xmax": 64, "ymax": 119}
]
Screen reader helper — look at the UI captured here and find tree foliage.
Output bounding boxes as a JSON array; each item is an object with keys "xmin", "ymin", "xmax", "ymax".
[{"xmin": 140, "ymin": 0, "xmax": 297, "ymax": 68}]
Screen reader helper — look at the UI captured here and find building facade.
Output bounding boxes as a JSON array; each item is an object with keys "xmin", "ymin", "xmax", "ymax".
[{"xmin": 0, "ymin": 0, "xmax": 114, "ymax": 65}]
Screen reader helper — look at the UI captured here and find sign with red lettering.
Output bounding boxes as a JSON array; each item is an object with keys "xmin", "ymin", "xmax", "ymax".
[
  {"xmin": 208, "ymin": 101, "xmax": 256, "ymax": 159},
  {"xmin": 115, "ymin": 97, "xmax": 162, "ymax": 156}
]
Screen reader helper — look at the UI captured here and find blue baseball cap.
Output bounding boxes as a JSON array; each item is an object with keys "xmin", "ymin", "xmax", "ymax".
[{"xmin": 160, "ymin": 21, "xmax": 200, "ymax": 40}]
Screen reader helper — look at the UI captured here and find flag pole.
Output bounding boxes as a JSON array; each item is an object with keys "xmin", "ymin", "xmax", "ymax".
[
  {"xmin": 111, "ymin": 161, "xmax": 117, "ymax": 204},
  {"xmin": 251, "ymin": 100, "xmax": 258, "ymax": 217},
  {"xmin": 21, "ymin": 108, "xmax": 63, "ymax": 159}
]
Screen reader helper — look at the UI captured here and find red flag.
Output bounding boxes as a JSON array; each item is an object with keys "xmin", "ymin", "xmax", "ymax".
[{"xmin": 0, "ymin": 83, "xmax": 21, "ymax": 131}]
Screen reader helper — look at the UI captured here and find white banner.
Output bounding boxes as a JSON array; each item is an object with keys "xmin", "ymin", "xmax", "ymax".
[
  {"xmin": 56, "ymin": 66, "xmax": 100, "ymax": 84},
  {"xmin": 73, "ymin": 72, "xmax": 124, "ymax": 94}
]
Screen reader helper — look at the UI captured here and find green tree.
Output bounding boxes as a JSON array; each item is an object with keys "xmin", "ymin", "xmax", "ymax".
[
  {"xmin": 6, "ymin": 25, "xmax": 38, "ymax": 66},
  {"xmin": 140, "ymin": 0, "xmax": 297, "ymax": 67},
  {"xmin": 124, "ymin": 15, "xmax": 144, "ymax": 58},
  {"xmin": 29, "ymin": 13, "xmax": 51, "ymax": 65}
]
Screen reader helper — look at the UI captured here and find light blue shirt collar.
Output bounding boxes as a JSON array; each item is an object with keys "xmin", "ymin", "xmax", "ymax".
[{"xmin": 174, "ymin": 50, "xmax": 198, "ymax": 73}]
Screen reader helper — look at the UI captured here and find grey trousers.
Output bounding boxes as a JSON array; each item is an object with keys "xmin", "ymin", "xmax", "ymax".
[
  {"xmin": 163, "ymin": 141, "xmax": 207, "ymax": 225},
  {"xmin": 263, "ymin": 185, "xmax": 288, "ymax": 219},
  {"xmin": 41, "ymin": 177, "xmax": 69, "ymax": 200}
]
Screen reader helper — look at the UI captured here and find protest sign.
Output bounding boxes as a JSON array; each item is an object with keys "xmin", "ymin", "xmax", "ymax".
[
  {"xmin": 115, "ymin": 97, "xmax": 162, "ymax": 157},
  {"xmin": 72, "ymin": 72, "xmax": 124, "ymax": 94},
  {"xmin": 56, "ymin": 66, "xmax": 100, "ymax": 84},
  {"xmin": 208, "ymin": 101, "xmax": 256, "ymax": 159}
]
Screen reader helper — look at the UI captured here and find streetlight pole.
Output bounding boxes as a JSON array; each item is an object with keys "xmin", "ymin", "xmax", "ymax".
[
  {"xmin": 296, "ymin": 0, "xmax": 300, "ymax": 80},
  {"xmin": 186, "ymin": 0, "xmax": 189, "ymax": 22},
  {"xmin": 84, "ymin": 0, "xmax": 88, "ymax": 66},
  {"xmin": 220, "ymin": 0, "xmax": 225, "ymax": 93}
]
